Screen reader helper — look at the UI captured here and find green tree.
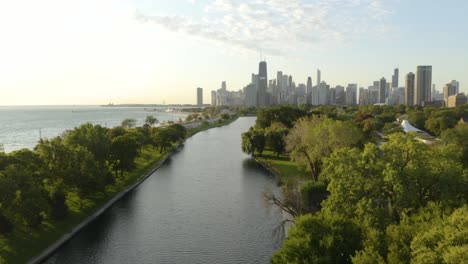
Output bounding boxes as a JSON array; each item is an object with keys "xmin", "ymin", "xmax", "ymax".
[
  {"xmin": 110, "ymin": 134, "xmax": 139, "ymax": 177},
  {"xmin": 64, "ymin": 123, "xmax": 111, "ymax": 163},
  {"xmin": 265, "ymin": 126, "xmax": 288, "ymax": 157},
  {"xmin": 145, "ymin": 115, "xmax": 158, "ymax": 126},
  {"xmin": 121, "ymin": 118, "xmax": 137, "ymax": 129},
  {"xmin": 272, "ymin": 214, "xmax": 362, "ymax": 264},
  {"xmin": 286, "ymin": 117, "xmax": 362, "ymax": 181},
  {"xmin": 441, "ymin": 123, "xmax": 468, "ymax": 167}
]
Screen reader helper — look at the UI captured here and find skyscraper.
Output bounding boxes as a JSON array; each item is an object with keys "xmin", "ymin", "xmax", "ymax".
[
  {"xmin": 415, "ymin": 66, "xmax": 432, "ymax": 106},
  {"xmin": 379, "ymin": 77, "xmax": 386, "ymax": 103},
  {"xmin": 257, "ymin": 61, "xmax": 268, "ymax": 108},
  {"xmin": 317, "ymin": 69, "xmax": 321, "ymax": 86},
  {"xmin": 197, "ymin": 87, "xmax": 203, "ymax": 106},
  {"xmin": 221, "ymin": 81, "xmax": 227, "ymax": 92},
  {"xmin": 346, "ymin": 84, "xmax": 357, "ymax": 105},
  {"xmin": 306, "ymin": 77, "xmax": 312, "ymax": 104},
  {"xmin": 392, "ymin": 68, "xmax": 399, "ymax": 88},
  {"xmin": 211, "ymin": 90, "xmax": 217, "ymax": 106},
  {"xmin": 405, "ymin": 72, "xmax": 415, "ymax": 106}
]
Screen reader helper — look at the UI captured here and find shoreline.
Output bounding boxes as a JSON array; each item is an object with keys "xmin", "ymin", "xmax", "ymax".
[{"xmin": 27, "ymin": 117, "xmax": 239, "ymax": 264}]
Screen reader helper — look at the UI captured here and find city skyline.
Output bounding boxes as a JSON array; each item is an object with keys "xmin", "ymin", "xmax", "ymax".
[{"xmin": 1, "ymin": 0, "xmax": 468, "ymax": 105}]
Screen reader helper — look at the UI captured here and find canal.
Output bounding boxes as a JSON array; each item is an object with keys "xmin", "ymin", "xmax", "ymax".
[{"xmin": 44, "ymin": 117, "xmax": 283, "ymax": 264}]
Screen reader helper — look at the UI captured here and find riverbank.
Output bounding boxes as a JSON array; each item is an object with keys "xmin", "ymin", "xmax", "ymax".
[
  {"xmin": 2, "ymin": 116, "xmax": 238, "ymax": 264},
  {"xmin": 253, "ymin": 150, "xmax": 308, "ymax": 185}
]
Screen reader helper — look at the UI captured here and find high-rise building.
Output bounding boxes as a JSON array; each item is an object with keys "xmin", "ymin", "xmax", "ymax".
[
  {"xmin": 257, "ymin": 61, "xmax": 268, "ymax": 108},
  {"xmin": 405, "ymin": 72, "xmax": 415, "ymax": 106},
  {"xmin": 221, "ymin": 81, "xmax": 227, "ymax": 92},
  {"xmin": 447, "ymin": 93, "xmax": 467, "ymax": 108},
  {"xmin": 244, "ymin": 84, "xmax": 257, "ymax": 107},
  {"xmin": 444, "ymin": 82, "xmax": 458, "ymax": 106},
  {"xmin": 359, "ymin": 87, "xmax": 370, "ymax": 105},
  {"xmin": 335, "ymin": 85, "xmax": 345, "ymax": 105},
  {"xmin": 306, "ymin": 77, "xmax": 312, "ymax": 104},
  {"xmin": 392, "ymin": 68, "xmax": 399, "ymax": 88},
  {"xmin": 211, "ymin": 91, "xmax": 217, "ymax": 106},
  {"xmin": 276, "ymin": 71, "xmax": 283, "ymax": 92},
  {"xmin": 379, "ymin": 77, "xmax": 386, "ymax": 103},
  {"xmin": 415, "ymin": 65, "xmax": 432, "ymax": 106},
  {"xmin": 317, "ymin": 69, "xmax": 321, "ymax": 86},
  {"xmin": 346, "ymin": 84, "xmax": 357, "ymax": 105},
  {"xmin": 197, "ymin": 87, "xmax": 203, "ymax": 106}
]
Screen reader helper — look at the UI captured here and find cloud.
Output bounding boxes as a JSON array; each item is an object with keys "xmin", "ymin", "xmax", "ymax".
[{"xmin": 136, "ymin": 0, "xmax": 395, "ymax": 56}]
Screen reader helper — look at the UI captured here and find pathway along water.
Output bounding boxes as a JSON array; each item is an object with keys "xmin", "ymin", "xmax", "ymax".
[{"xmin": 43, "ymin": 117, "xmax": 283, "ymax": 264}]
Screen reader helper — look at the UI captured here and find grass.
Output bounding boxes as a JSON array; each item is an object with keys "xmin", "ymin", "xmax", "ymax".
[
  {"xmin": 255, "ymin": 149, "xmax": 309, "ymax": 185},
  {"xmin": 2, "ymin": 116, "xmax": 238, "ymax": 264}
]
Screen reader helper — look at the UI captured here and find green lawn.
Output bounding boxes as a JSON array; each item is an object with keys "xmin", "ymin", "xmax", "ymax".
[{"xmin": 255, "ymin": 150, "xmax": 309, "ymax": 185}]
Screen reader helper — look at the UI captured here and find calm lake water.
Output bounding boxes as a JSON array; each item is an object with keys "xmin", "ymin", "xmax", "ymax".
[
  {"xmin": 43, "ymin": 117, "xmax": 283, "ymax": 264},
  {"xmin": 0, "ymin": 106, "xmax": 186, "ymax": 153}
]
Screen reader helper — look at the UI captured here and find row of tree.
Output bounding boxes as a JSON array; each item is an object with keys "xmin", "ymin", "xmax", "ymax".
[
  {"xmin": 0, "ymin": 121, "xmax": 186, "ymax": 237},
  {"xmin": 241, "ymin": 104, "xmax": 468, "ymax": 263}
]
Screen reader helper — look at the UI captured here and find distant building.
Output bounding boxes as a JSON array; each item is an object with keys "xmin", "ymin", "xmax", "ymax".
[
  {"xmin": 415, "ymin": 65, "xmax": 432, "ymax": 106},
  {"xmin": 359, "ymin": 87, "xmax": 370, "ymax": 105},
  {"xmin": 392, "ymin": 68, "xmax": 399, "ymax": 88},
  {"xmin": 317, "ymin": 69, "xmax": 321, "ymax": 86},
  {"xmin": 306, "ymin": 77, "xmax": 313, "ymax": 104},
  {"xmin": 257, "ymin": 61, "xmax": 268, "ymax": 108},
  {"xmin": 197, "ymin": 87, "xmax": 203, "ymax": 106},
  {"xmin": 444, "ymin": 82, "xmax": 458, "ymax": 106},
  {"xmin": 346, "ymin": 84, "xmax": 357, "ymax": 105},
  {"xmin": 335, "ymin": 85, "xmax": 345, "ymax": 105},
  {"xmin": 447, "ymin": 93, "xmax": 467, "ymax": 108},
  {"xmin": 211, "ymin": 90, "xmax": 217, "ymax": 106},
  {"xmin": 405, "ymin": 72, "xmax": 415, "ymax": 106},
  {"xmin": 244, "ymin": 84, "xmax": 257, "ymax": 107},
  {"xmin": 379, "ymin": 77, "xmax": 386, "ymax": 103}
]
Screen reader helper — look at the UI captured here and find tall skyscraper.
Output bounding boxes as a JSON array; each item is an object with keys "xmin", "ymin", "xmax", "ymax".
[
  {"xmin": 405, "ymin": 72, "xmax": 415, "ymax": 106},
  {"xmin": 379, "ymin": 77, "xmax": 386, "ymax": 103},
  {"xmin": 221, "ymin": 81, "xmax": 227, "ymax": 92},
  {"xmin": 415, "ymin": 65, "xmax": 432, "ymax": 106},
  {"xmin": 276, "ymin": 71, "xmax": 283, "ymax": 92},
  {"xmin": 346, "ymin": 84, "xmax": 357, "ymax": 105},
  {"xmin": 257, "ymin": 61, "xmax": 268, "ymax": 108},
  {"xmin": 335, "ymin": 85, "xmax": 345, "ymax": 105},
  {"xmin": 197, "ymin": 87, "xmax": 203, "ymax": 106},
  {"xmin": 317, "ymin": 69, "xmax": 321, "ymax": 86},
  {"xmin": 306, "ymin": 77, "xmax": 312, "ymax": 104},
  {"xmin": 211, "ymin": 90, "xmax": 217, "ymax": 106},
  {"xmin": 392, "ymin": 68, "xmax": 399, "ymax": 88}
]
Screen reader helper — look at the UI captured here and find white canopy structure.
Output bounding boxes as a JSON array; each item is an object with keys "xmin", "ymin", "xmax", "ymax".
[{"xmin": 401, "ymin": 120, "xmax": 422, "ymax": 133}]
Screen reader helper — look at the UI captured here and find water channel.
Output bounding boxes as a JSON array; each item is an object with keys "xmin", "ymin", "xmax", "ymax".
[{"xmin": 44, "ymin": 117, "xmax": 283, "ymax": 264}]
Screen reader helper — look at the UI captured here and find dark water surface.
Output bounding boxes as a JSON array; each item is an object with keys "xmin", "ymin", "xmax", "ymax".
[{"xmin": 44, "ymin": 117, "xmax": 283, "ymax": 264}]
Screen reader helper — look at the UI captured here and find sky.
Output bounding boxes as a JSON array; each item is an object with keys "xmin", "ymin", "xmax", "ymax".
[{"xmin": 0, "ymin": 0, "xmax": 467, "ymax": 105}]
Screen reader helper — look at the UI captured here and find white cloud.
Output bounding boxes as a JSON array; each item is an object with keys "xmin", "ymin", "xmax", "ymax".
[{"xmin": 136, "ymin": 0, "xmax": 395, "ymax": 57}]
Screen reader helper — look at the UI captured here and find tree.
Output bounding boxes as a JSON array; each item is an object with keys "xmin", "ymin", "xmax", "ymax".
[
  {"xmin": 266, "ymin": 126, "xmax": 288, "ymax": 157},
  {"xmin": 286, "ymin": 117, "xmax": 362, "ymax": 181},
  {"xmin": 64, "ymin": 123, "xmax": 111, "ymax": 163},
  {"xmin": 272, "ymin": 213, "xmax": 362, "ymax": 264},
  {"xmin": 121, "ymin": 118, "xmax": 137, "ymax": 129},
  {"xmin": 441, "ymin": 123, "xmax": 468, "ymax": 167},
  {"xmin": 110, "ymin": 134, "xmax": 139, "ymax": 177},
  {"xmin": 410, "ymin": 206, "xmax": 468, "ymax": 264},
  {"xmin": 145, "ymin": 115, "xmax": 158, "ymax": 126}
]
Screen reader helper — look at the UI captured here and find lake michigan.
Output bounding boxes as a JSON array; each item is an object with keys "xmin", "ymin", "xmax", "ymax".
[{"xmin": 0, "ymin": 106, "xmax": 187, "ymax": 153}]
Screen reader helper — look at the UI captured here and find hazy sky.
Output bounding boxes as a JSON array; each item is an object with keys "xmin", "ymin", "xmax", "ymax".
[{"xmin": 1, "ymin": 0, "xmax": 467, "ymax": 105}]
